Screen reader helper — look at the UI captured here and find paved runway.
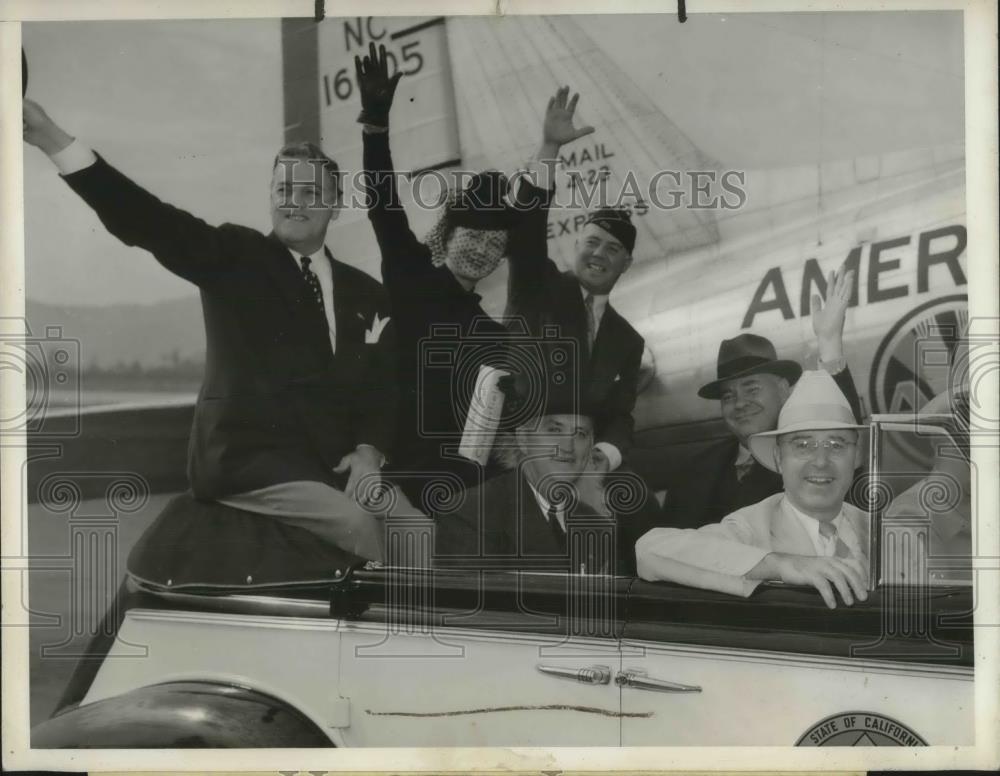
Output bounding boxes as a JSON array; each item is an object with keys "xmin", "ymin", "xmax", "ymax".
[{"xmin": 26, "ymin": 493, "xmax": 175, "ymax": 728}]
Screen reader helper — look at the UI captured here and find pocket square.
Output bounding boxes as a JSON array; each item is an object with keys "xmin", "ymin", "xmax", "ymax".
[{"xmin": 365, "ymin": 313, "xmax": 390, "ymax": 344}]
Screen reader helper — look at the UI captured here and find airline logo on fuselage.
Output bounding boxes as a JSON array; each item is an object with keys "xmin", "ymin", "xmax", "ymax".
[
  {"xmin": 741, "ymin": 224, "xmax": 966, "ymax": 329},
  {"xmin": 869, "ymin": 294, "xmax": 969, "ymax": 417}
]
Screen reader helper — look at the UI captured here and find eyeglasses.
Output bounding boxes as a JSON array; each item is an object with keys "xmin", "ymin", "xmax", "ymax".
[{"xmin": 779, "ymin": 437, "xmax": 857, "ymax": 459}]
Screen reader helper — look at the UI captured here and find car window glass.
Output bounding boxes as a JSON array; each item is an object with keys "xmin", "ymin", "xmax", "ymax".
[{"xmin": 875, "ymin": 416, "xmax": 972, "ymax": 586}]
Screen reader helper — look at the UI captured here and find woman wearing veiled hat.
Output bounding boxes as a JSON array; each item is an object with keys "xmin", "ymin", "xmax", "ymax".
[{"xmin": 355, "ymin": 44, "xmax": 531, "ymax": 511}]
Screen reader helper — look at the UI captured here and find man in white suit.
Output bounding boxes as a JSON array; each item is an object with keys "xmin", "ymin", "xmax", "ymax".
[{"xmin": 636, "ymin": 371, "xmax": 869, "ymax": 609}]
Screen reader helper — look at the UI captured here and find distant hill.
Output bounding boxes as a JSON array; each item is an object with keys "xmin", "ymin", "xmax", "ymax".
[{"xmin": 26, "ymin": 296, "xmax": 205, "ymax": 370}]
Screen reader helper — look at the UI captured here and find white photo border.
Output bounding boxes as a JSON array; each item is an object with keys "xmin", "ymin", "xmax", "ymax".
[{"xmin": 2, "ymin": 0, "xmax": 997, "ymax": 771}]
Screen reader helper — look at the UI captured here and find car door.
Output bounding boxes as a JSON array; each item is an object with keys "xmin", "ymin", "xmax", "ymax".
[
  {"xmin": 334, "ymin": 567, "xmax": 629, "ymax": 747},
  {"xmin": 618, "ymin": 580, "xmax": 974, "ymax": 746}
]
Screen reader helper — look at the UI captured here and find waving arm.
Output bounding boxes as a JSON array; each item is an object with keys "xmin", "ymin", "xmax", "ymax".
[
  {"xmin": 25, "ymin": 99, "xmax": 236, "ymax": 288},
  {"xmin": 356, "ymin": 44, "xmax": 433, "ymax": 282}
]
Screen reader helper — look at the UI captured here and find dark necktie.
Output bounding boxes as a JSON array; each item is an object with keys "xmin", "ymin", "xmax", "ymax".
[
  {"xmin": 548, "ymin": 505, "xmax": 566, "ymax": 553},
  {"xmin": 299, "ymin": 255, "xmax": 325, "ymax": 311},
  {"xmin": 583, "ymin": 293, "xmax": 597, "ymax": 352},
  {"xmin": 735, "ymin": 458, "xmax": 755, "ymax": 482}
]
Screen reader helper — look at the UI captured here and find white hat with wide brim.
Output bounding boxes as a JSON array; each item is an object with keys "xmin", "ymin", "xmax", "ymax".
[{"xmin": 748, "ymin": 370, "xmax": 867, "ymax": 472}]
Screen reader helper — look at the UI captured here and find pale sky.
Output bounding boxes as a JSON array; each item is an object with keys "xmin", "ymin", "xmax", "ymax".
[
  {"xmin": 23, "ymin": 19, "xmax": 284, "ymax": 306},
  {"xmin": 582, "ymin": 12, "xmax": 963, "ymax": 166},
  {"xmin": 22, "ymin": 13, "xmax": 963, "ymax": 307}
]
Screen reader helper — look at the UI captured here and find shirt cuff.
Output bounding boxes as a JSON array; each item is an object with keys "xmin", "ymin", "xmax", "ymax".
[
  {"xmin": 50, "ymin": 139, "xmax": 97, "ymax": 175},
  {"xmin": 594, "ymin": 442, "xmax": 622, "ymax": 472},
  {"xmin": 362, "ymin": 124, "xmax": 389, "ymax": 135}
]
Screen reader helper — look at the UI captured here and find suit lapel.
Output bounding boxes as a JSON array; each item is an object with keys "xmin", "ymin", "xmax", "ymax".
[
  {"xmin": 517, "ymin": 476, "xmax": 562, "ymax": 557},
  {"xmin": 558, "ymin": 273, "xmax": 591, "ymax": 364},
  {"xmin": 840, "ymin": 507, "xmax": 870, "ymax": 562},
  {"xmin": 770, "ymin": 496, "xmax": 818, "ymax": 556},
  {"xmin": 566, "ymin": 501, "xmax": 615, "ymax": 574},
  {"xmin": 588, "ymin": 305, "xmax": 627, "ymax": 387},
  {"xmin": 769, "ymin": 497, "xmax": 870, "ymax": 561},
  {"xmin": 327, "ymin": 249, "xmax": 366, "ymax": 355},
  {"xmin": 589, "ymin": 304, "xmax": 617, "ymax": 360}
]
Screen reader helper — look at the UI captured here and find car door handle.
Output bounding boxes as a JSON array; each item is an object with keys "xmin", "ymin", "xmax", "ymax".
[
  {"xmin": 536, "ymin": 663, "xmax": 612, "ymax": 685},
  {"xmin": 615, "ymin": 668, "xmax": 702, "ymax": 693}
]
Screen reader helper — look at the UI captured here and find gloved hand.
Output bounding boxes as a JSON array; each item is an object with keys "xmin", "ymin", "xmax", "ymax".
[{"xmin": 354, "ymin": 42, "xmax": 402, "ymax": 128}]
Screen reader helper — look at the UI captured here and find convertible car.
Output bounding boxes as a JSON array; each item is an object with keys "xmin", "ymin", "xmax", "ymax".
[{"xmin": 29, "ymin": 411, "xmax": 975, "ymax": 748}]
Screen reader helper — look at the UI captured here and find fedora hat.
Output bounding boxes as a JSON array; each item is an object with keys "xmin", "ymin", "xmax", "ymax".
[
  {"xmin": 698, "ymin": 333, "xmax": 802, "ymax": 399},
  {"xmin": 748, "ymin": 370, "xmax": 867, "ymax": 471},
  {"xmin": 496, "ymin": 341, "xmax": 593, "ymax": 431}
]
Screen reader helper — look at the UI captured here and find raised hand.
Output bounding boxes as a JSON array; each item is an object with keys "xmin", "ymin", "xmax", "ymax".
[
  {"xmin": 23, "ymin": 99, "xmax": 74, "ymax": 155},
  {"xmin": 354, "ymin": 42, "xmax": 403, "ymax": 128},
  {"xmin": 812, "ymin": 263, "xmax": 856, "ymax": 361},
  {"xmin": 541, "ymin": 86, "xmax": 595, "ymax": 156}
]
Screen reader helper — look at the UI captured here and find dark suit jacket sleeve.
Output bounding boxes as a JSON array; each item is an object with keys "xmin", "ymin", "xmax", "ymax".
[
  {"xmin": 433, "ymin": 475, "xmax": 518, "ymax": 562},
  {"xmin": 504, "ymin": 178, "xmax": 563, "ymax": 319},
  {"xmin": 661, "ymin": 440, "xmax": 734, "ymax": 530},
  {"xmin": 596, "ymin": 327, "xmax": 642, "ymax": 455},
  {"xmin": 433, "ymin": 500, "xmax": 504, "ymax": 560},
  {"xmin": 433, "ymin": 510, "xmax": 480, "ymax": 558},
  {"xmin": 611, "ymin": 471, "xmax": 664, "ymax": 576},
  {"xmin": 62, "ymin": 155, "xmax": 235, "ymax": 288},
  {"xmin": 831, "ymin": 365, "xmax": 864, "ymax": 422},
  {"xmin": 362, "ymin": 130, "xmax": 434, "ymax": 285}
]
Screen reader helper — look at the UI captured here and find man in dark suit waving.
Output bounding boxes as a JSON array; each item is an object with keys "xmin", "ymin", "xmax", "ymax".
[
  {"xmin": 504, "ymin": 88, "xmax": 644, "ymax": 474},
  {"xmin": 23, "ymin": 99, "xmax": 396, "ymax": 561}
]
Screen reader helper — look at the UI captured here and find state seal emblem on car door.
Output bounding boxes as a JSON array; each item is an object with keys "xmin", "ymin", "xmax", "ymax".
[{"xmin": 796, "ymin": 711, "xmax": 927, "ymax": 746}]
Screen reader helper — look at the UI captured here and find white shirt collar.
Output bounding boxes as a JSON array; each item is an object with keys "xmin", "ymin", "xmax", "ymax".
[
  {"xmin": 782, "ymin": 496, "xmax": 845, "ymax": 557},
  {"xmin": 580, "ymin": 286, "xmax": 610, "ymax": 319}
]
